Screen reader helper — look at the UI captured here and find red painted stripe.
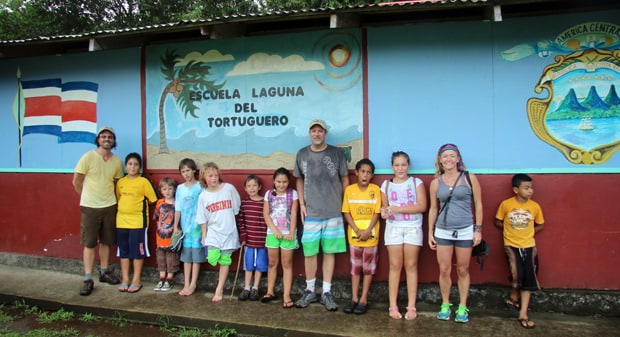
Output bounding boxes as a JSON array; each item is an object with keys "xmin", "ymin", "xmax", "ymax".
[
  {"xmin": 24, "ymin": 96, "xmax": 61, "ymax": 117},
  {"xmin": 61, "ymin": 101, "xmax": 97, "ymax": 122}
]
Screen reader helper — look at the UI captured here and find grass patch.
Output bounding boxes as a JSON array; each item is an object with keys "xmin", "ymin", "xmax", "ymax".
[
  {"xmin": 78, "ymin": 312, "xmax": 99, "ymax": 323},
  {"xmin": 25, "ymin": 305, "xmax": 39, "ymax": 315},
  {"xmin": 112, "ymin": 311, "xmax": 128, "ymax": 327},
  {"xmin": 157, "ymin": 315, "xmax": 178, "ymax": 333},
  {"xmin": 207, "ymin": 324, "xmax": 237, "ymax": 337},
  {"xmin": 13, "ymin": 300, "xmax": 28, "ymax": 309},
  {"xmin": 0, "ymin": 308, "xmax": 14, "ymax": 325},
  {"xmin": 3, "ymin": 327, "xmax": 80, "ymax": 337},
  {"xmin": 174, "ymin": 327, "xmax": 206, "ymax": 337},
  {"xmin": 36, "ymin": 308, "xmax": 75, "ymax": 323}
]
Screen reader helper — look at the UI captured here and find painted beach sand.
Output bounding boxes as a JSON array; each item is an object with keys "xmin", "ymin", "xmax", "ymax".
[{"xmin": 146, "ymin": 138, "xmax": 363, "ymax": 170}]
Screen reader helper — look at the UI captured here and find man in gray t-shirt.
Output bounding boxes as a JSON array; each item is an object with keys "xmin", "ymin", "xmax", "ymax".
[{"xmin": 293, "ymin": 119, "xmax": 349, "ymax": 311}]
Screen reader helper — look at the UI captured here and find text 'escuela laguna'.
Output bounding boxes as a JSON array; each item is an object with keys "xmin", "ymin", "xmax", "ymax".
[{"xmin": 188, "ymin": 86, "xmax": 304, "ymax": 128}]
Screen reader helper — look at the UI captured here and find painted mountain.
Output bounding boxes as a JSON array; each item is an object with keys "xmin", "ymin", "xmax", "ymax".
[
  {"xmin": 604, "ymin": 84, "xmax": 620, "ymax": 106},
  {"xmin": 582, "ymin": 86, "xmax": 609, "ymax": 110},
  {"xmin": 547, "ymin": 84, "xmax": 620, "ymax": 120}
]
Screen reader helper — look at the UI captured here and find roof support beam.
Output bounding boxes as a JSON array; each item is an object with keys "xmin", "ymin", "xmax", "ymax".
[
  {"xmin": 330, "ymin": 13, "xmax": 360, "ymax": 29},
  {"xmin": 201, "ymin": 23, "xmax": 247, "ymax": 39},
  {"xmin": 88, "ymin": 38, "xmax": 102, "ymax": 52},
  {"xmin": 484, "ymin": 4, "xmax": 503, "ymax": 22}
]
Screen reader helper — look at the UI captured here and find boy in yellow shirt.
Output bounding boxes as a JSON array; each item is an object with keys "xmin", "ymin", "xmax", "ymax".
[
  {"xmin": 341, "ymin": 158, "xmax": 381, "ymax": 315},
  {"xmin": 495, "ymin": 174, "xmax": 545, "ymax": 329}
]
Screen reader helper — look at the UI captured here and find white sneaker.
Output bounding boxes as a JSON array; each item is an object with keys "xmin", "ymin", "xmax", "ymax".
[{"xmin": 154, "ymin": 280, "xmax": 164, "ymax": 291}]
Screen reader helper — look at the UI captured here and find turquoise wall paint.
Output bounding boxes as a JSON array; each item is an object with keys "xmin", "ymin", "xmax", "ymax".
[{"xmin": 367, "ymin": 11, "xmax": 620, "ymax": 173}]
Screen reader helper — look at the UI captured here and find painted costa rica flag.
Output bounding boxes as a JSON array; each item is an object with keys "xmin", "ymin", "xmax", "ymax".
[
  {"xmin": 20, "ymin": 79, "xmax": 98, "ymax": 143},
  {"xmin": 60, "ymin": 81, "xmax": 98, "ymax": 143},
  {"xmin": 21, "ymin": 78, "xmax": 62, "ymax": 137}
]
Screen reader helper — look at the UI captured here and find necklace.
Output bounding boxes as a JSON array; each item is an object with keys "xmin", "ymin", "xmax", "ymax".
[{"xmin": 443, "ymin": 172, "xmax": 461, "ymax": 191}]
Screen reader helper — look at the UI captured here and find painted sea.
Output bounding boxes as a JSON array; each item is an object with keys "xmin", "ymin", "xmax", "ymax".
[
  {"xmin": 146, "ymin": 125, "xmax": 361, "ymax": 156},
  {"xmin": 547, "ymin": 117, "xmax": 620, "ymax": 149}
]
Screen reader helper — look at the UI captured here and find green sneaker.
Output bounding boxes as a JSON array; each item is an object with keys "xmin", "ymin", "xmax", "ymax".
[
  {"xmin": 455, "ymin": 305, "xmax": 469, "ymax": 323},
  {"xmin": 436, "ymin": 303, "xmax": 452, "ymax": 320}
]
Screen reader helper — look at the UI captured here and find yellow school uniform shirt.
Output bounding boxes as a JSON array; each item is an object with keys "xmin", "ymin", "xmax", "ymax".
[
  {"xmin": 116, "ymin": 175, "xmax": 158, "ymax": 229},
  {"xmin": 342, "ymin": 183, "xmax": 382, "ymax": 247}
]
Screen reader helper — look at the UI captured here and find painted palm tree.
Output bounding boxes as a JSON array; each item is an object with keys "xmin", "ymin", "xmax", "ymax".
[{"xmin": 158, "ymin": 49, "xmax": 224, "ymax": 153}]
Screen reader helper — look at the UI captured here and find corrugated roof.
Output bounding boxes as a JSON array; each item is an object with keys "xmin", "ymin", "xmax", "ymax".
[
  {"xmin": 0, "ymin": 1, "xmax": 485, "ymax": 45},
  {"xmin": 1, "ymin": 0, "xmax": 617, "ymax": 58}
]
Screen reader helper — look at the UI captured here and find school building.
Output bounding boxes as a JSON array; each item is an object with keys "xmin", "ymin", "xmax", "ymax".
[{"xmin": 0, "ymin": 0, "xmax": 618, "ymax": 312}]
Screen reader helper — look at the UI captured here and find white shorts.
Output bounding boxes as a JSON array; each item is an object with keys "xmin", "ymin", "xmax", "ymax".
[
  {"xmin": 434, "ymin": 226, "xmax": 474, "ymax": 241},
  {"xmin": 384, "ymin": 224, "xmax": 423, "ymax": 246}
]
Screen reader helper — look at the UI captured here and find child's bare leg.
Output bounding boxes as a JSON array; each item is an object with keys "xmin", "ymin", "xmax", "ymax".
[
  {"xmin": 244, "ymin": 270, "xmax": 252, "ymax": 289},
  {"xmin": 212, "ymin": 265, "xmax": 229, "ymax": 302},
  {"xmin": 519, "ymin": 290, "xmax": 531, "ymax": 319},
  {"xmin": 179, "ymin": 262, "xmax": 192, "ymax": 295},
  {"xmin": 518, "ymin": 290, "xmax": 535, "ymax": 328},
  {"xmin": 281, "ymin": 249, "xmax": 294, "ymax": 303},
  {"xmin": 186, "ymin": 263, "xmax": 200, "ymax": 295},
  {"xmin": 351, "ymin": 274, "xmax": 361, "ymax": 303},
  {"xmin": 120, "ymin": 258, "xmax": 130, "ymax": 285},
  {"xmin": 266, "ymin": 248, "xmax": 280, "ymax": 296},
  {"xmin": 387, "ymin": 245, "xmax": 404, "ymax": 308},
  {"xmin": 510, "ymin": 287, "xmax": 520, "ymax": 302},
  {"xmin": 404, "ymin": 244, "xmax": 420, "ymax": 320},
  {"xmin": 252, "ymin": 271, "xmax": 262, "ymax": 289},
  {"xmin": 131, "ymin": 259, "xmax": 144, "ymax": 286},
  {"xmin": 360, "ymin": 275, "xmax": 373, "ymax": 304}
]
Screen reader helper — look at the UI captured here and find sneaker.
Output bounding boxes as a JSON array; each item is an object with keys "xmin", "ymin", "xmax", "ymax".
[
  {"xmin": 455, "ymin": 305, "xmax": 469, "ymax": 323},
  {"xmin": 437, "ymin": 303, "xmax": 452, "ymax": 320},
  {"xmin": 160, "ymin": 280, "xmax": 172, "ymax": 292},
  {"xmin": 249, "ymin": 288, "xmax": 260, "ymax": 301},
  {"xmin": 238, "ymin": 289, "xmax": 250, "ymax": 301},
  {"xmin": 99, "ymin": 271, "xmax": 120, "ymax": 285},
  {"xmin": 343, "ymin": 301, "xmax": 357, "ymax": 314},
  {"xmin": 320, "ymin": 292, "xmax": 338, "ymax": 311},
  {"xmin": 79, "ymin": 279, "xmax": 94, "ymax": 296},
  {"xmin": 295, "ymin": 290, "xmax": 318, "ymax": 308},
  {"xmin": 154, "ymin": 280, "xmax": 164, "ymax": 291}
]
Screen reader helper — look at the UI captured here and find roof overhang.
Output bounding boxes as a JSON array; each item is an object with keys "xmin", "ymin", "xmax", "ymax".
[{"xmin": 0, "ymin": 0, "xmax": 618, "ymax": 59}]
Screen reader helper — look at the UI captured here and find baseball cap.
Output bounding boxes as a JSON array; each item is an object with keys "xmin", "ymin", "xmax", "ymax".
[
  {"xmin": 97, "ymin": 126, "xmax": 116, "ymax": 137},
  {"xmin": 308, "ymin": 119, "xmax": 327, "ymax": 130}
]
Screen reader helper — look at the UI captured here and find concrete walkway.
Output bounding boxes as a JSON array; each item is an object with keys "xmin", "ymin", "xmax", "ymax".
[{"xmin": 0, "ymin": 264, "xmax": 619, "ymax": 337}]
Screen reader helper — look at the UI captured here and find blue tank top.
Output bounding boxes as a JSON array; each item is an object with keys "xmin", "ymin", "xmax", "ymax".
[{"xmin": 436, "ymin": 174, "xmax": 473, "ymax": 230}]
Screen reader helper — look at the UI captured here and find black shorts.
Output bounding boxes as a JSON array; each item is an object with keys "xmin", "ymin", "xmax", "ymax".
[{"xmin": 504, "ymin": 246, "xmax": 540, "ymax": 291}]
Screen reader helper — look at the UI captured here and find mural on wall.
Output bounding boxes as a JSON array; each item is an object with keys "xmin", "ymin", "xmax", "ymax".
[
  {"xmin": 503, "ymin": 22, "xmax": 620, "ymax": 164},
  {"xmin": 12, "ymin": 70, "xmax": 99, "ymax": 167},
  {"xmin": 145, "ymin": 30, "xmax": 363, "ymax": 170}
]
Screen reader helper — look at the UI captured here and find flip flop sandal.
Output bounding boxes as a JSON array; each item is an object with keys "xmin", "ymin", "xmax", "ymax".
[
  {"xmin": 127, "ymin": 284, "xmax": 143, "ymax": 293},
  {"xmin": 282, "ymin": 300, "xmax": 295, "ymax": 309},
  {"xmin": 388, "ymin": 306, "xmax": 402, "ymax": 320},
  {"xmin": 260, "ymin": 293, "xmax": 278, "ymax": 303},
  {"xmin": 518, "ymin": 318, "xmax": 536, "ymax": 329},
  {"xmin": 117, "ymin": 283, "xmax": 129, "ymax": 292},
  {"xmin": 405, "ymin": 307, "xmax": 417, "ymax": 320},
  {"xmin": 505, "ymin": 298, "xmax": 521, "ymax": 310}
]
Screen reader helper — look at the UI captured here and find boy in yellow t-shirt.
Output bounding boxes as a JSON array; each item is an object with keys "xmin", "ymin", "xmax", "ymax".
[
  {"xmin": 341, "ymin": 158, "xmax": 381, "ymax": 315},
  {"xmin": 116, "ymin": 152, "xmax": 158, "ymax": 293},
  {"xmin": 495, "ymin": 174, "xmax": 545, "ymax": 330}
]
